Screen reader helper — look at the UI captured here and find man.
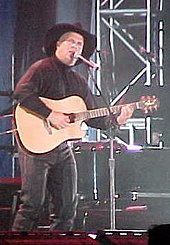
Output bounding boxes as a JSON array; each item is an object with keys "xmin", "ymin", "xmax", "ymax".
[{"xmin": 12, "ymin": 23, "xmax": 134, "ymax": 231}]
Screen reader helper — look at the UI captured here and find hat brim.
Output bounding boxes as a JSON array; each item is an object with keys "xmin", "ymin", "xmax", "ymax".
[{"xmin": 43, "ymin": 23, "xmax": 97, "ymax": 65}]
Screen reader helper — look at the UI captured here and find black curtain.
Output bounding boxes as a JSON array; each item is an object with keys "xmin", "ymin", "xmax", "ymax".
[
  {"xmin": 14, "ymin": 0, "xmax": 93, "ymax": 82},
  {"xmin": 14, "ymin": 0, "xmax": 57, "ymax": 82}
]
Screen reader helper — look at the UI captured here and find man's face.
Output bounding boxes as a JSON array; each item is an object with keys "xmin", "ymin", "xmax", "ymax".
[{"xmin": 55, "ymin": 32, "xmax": 84, "ymax": 66}]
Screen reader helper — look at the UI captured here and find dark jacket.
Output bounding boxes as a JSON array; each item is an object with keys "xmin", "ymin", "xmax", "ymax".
[{"xmin": 13, "ymin": 56, "xmax": 113, "ymax": 130}]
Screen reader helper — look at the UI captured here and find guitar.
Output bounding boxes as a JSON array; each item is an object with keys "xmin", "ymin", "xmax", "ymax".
[{"xmin": 14, "ymin": 95, "xmax": 159, "ymax": 154}]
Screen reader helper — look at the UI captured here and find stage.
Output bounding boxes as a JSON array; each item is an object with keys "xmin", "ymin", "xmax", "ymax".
[{"xmin": 0, "ymin": 230, "xmax": 148, "ymax": 245}]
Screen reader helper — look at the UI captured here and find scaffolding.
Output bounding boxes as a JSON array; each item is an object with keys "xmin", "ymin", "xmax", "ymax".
[
  {"xmin": 95, "ymin": 0, "xmax": 164, "ymax": 230},
  {"xmin": 95, "ymin": 0, "xmax": 164, "ymax": 143}
]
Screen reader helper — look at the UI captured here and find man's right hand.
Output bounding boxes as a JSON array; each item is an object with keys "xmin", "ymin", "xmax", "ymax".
[{"xmin": 47, "ymin": 111, "xmax": 70, "ymax": 130}]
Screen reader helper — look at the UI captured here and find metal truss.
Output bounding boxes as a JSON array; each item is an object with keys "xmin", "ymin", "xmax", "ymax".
[
  {"xmin": 96, "ymin": 0, "xmax": 164, "ymax": 88},
  {"xmin": 95, "ymin": 0, "xmax": 164, "ymax": 146},
  {"xmin": 94, "ymin": 0, "xmax": 164, "ymax": 230}
]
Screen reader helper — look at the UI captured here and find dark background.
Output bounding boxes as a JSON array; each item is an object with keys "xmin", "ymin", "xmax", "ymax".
[{"xmin": 0, "ymin": 0, "xmax": 170, "ymax": 231}]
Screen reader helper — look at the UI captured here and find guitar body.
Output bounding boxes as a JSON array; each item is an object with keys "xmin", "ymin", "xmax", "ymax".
[{"xmin": 14, "ymin": 96, "xmax": 87, "ymax": 154}]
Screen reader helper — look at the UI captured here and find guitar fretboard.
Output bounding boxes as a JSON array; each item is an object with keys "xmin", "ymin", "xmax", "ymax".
[{"xmin": 75, "ymin": 102, "xmax": 139, "ymax": 121}]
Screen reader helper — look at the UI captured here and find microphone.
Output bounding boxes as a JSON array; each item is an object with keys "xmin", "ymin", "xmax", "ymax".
[{"xmin": 74, "ymin": 54, "xmax": 99, "ymax": 71}]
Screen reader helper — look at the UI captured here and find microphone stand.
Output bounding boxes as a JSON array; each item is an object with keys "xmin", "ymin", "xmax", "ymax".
[
  {"xmin": 88, "ymin": 68, "xmax": 117, "ymax": 230},
  {"xmin": 88, "ymin": 66, "xmax": 146, "ymax": 230},
  {"xmin": 108, "ymin": 132, "xmax": 116, "ymax": 230}
]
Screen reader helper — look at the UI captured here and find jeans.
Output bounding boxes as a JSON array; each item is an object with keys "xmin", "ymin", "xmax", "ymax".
[{"xmin": 12, "ymin": 142, "xmax": 78, "ymax": 231}]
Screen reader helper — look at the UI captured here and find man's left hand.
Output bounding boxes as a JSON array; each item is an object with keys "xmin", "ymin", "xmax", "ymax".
[{"xmin": 116, "ymin": 104, "xmax": 135, "ymax": 125}]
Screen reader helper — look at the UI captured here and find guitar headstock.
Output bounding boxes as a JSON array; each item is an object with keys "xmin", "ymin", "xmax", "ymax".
[{"xmin": 139, "ymin": 95, "xmax": 159, "ymax": 113}]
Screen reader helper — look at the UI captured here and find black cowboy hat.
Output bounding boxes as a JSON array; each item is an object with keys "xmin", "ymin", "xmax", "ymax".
[{"xmin": 43, "ymin": 22, "xmax": 97, "ymax": 64}]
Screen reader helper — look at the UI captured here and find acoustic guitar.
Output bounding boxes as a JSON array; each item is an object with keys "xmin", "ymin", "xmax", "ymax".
[{"xmin": 14, "ymin": 95, "xmax": 159, "ymax": 154}]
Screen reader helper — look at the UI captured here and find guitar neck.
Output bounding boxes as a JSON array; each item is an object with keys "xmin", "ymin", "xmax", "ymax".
[{"xmin": 75, "ymin": 101, "xmax": 140, "ymax": 121}]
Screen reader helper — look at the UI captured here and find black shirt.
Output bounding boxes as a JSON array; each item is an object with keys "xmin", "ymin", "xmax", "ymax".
[{"xmin": 13, "ymin": 56, "xmax": 111, "ymax": 130}]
